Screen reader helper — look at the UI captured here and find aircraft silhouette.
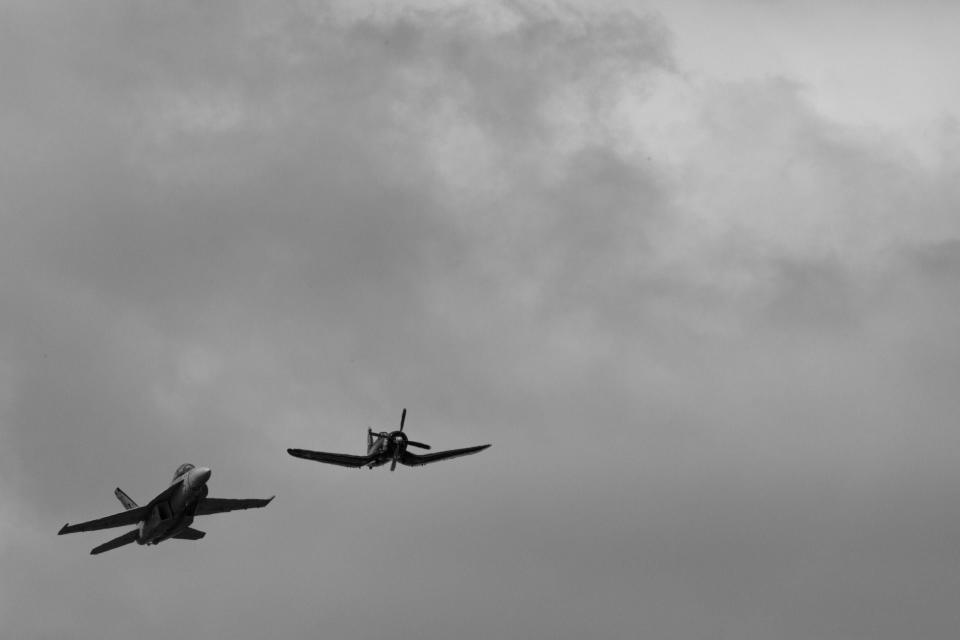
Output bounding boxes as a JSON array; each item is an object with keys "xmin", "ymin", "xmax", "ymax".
[
  {"xmin": 288, "ymin": 409, "xmax": 491, "ymax": 471},
  {"xmin": 58, "ymin": 464, "xmax": 274, "ymax": 554}
]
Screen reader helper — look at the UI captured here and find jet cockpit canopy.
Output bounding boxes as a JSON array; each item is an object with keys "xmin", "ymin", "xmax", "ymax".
[{"xmin": 173, "ymin": 463, "xmax": 195, "ymax": 482}]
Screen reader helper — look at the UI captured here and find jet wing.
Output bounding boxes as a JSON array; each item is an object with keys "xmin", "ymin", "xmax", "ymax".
[
  {"xmin": 58, "ymin": 506, "xmax": 150, "ymax": 535},
  {"xmin": 287, "ymin": 448, "xmax": 374, "ymax": 468},
  {"xmin": 194, "ymin": 496, "xmax": 274, "ymax": 516},
  {"xmin": 401, "ymin": 444, "xmax": 491, "ymax": 467}
]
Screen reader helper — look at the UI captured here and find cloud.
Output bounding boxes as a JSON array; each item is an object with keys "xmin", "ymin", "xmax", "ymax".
[{"xmin": 2, "ymin": 2, "xmax": 960, "ymax": 639}]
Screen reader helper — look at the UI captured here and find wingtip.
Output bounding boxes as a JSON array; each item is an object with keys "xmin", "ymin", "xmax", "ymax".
[
  {"xmin": 267, "ymin": 495, "xmax": 275, "ymax": 505},
  {"xmin": 58, "ymin": 523, "xmax": 70, "ymax": 535}
]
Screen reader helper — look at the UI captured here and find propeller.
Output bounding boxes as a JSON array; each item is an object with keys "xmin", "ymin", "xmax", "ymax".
[
  {"xmin": 390, "ymin": 413, "xmax": 407, "ymax": 472},
  {"xmin": 385, "ymin": 408, "xmax": 432, "ymax": 469},
  {"xmin": 395, "ymin": 410, "xmax": 431, "ymax": 448}
]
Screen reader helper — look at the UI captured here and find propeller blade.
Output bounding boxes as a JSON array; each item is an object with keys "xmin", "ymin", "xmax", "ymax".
[
  {"xmin": 407, "ymin": 441, "xmax": 431, "ymax": 450},
  {"xmin": 400, "ymin": 408, "xmax": 406, "ymax": 432},
  {"xmin": 390, "ymin": 459, "xmax": 398, "ymax": 471}
]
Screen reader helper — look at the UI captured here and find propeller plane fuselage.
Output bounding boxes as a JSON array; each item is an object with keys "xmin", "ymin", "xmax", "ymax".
[{"xmin": 364, "ymin": 429, "xmax": 419, "ymax": 469}]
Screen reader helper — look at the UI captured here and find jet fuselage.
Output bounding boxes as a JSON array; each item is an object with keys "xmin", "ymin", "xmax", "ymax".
[{"xmin": 137, "ymin": 465, "xmax": 211, "ymax": 545}]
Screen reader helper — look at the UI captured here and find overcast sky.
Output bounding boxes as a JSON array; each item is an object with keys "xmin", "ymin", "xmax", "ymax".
[{"xmin": 2, "ymin": 1, "xmax": 960, "ymax": 638}]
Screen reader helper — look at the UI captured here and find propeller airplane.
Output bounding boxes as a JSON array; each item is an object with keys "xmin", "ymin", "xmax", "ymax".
[{"xmin": 287, "ymin": 409, "xmax": 490, "ymax": 471}]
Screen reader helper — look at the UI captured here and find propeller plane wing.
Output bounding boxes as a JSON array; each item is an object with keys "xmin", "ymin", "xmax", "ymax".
[
  {"xmin": 400, "ymin": 444, "xmax": 492, "ymax": 467},
  {"xmin": 286, "ymin": 449, "xmax": 374, "ymax": 468}
]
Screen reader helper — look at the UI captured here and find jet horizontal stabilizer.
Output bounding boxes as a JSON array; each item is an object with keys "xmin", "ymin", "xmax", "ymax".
[
  {"xmin": 172, "ymin": 527, "xmax": 206, "ymax": 540},
  {"xmin": 90, "ymin": 529, "xmax": 139, "ymax": 555}
]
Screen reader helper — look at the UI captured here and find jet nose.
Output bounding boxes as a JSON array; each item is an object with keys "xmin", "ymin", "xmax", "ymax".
[{"xmin": 190, "ymin": 467, "xmax": 212, "ymax": 488}]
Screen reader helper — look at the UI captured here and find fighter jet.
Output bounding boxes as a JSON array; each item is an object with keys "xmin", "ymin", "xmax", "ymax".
[
  {"xmin": 58, "ymin": 464, "xmax": 274, "ymax": 555},
  {"xmin": 288, "ymin": 409, "xmax": 490, "ymax": 472}
]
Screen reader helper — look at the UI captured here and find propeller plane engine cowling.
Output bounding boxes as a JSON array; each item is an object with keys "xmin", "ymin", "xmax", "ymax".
[{"xmin": 384, "ymin": 409, "xmax": 434, "ymax": 469}]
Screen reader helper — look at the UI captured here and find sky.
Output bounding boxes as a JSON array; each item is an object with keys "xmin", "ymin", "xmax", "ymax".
[{"xmin": 2, "ymin": 1, "xmax": 960, "ymax": 638}]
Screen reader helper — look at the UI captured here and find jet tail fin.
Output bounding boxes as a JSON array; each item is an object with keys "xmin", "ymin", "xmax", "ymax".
[
  {"xmin": 91, "ymin": 529, "xmax": 139, "ymax": 555},
  {"xmin": 171, "ymin": 527, "xmax": 206, "ymax": 541},
  {"xmin": 114, "ymin": 487, "xmax": 138, "ymax": 510}
]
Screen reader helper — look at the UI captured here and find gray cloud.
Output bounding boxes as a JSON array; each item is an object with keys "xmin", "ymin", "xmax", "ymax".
[{"xmin": 2, "ymin": 3, "xmax": 960, "ymax": 639}]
